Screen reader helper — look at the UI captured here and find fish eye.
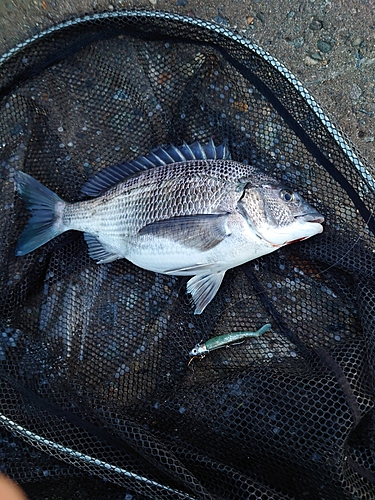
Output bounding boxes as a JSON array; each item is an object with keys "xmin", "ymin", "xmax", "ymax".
[{"xmin": 280, "ymin": 189, "xmax": 294, "ymax": 202}]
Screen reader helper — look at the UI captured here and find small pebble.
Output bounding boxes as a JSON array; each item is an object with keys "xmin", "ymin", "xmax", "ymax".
[
  {"xmin": 176, "ymin": 0, "xmax": 187, "ymax": 5},
  {"xmin": 304, "ymin": 55, "xmax": 319, "ymax": 66},
  {"xmin": 351, "ymin": 37, "xmax": 363, "ymax": 48},
  {"xmin": 309, "ymin": 18, "xmax": 323, "ymax": 31},
  {"xmin": 309, "ymin": 52, "xmax": 323, "ymax": 61},
  {"xmin": 317, "ymin": 39, "xmax": 333, "ymax": 53},
  {"xmin": 349, "ymin": 83, "xmax": 362, "ymax": 100},
  {"xmin": 289, "ymin": 36, "xmax": 305, "ymax": 49},
  {"xmin": 214, "ymin": 15, "xmax": 229, "ymax": 26}
]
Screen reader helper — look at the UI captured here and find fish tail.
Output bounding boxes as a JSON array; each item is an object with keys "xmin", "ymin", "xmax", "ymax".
[{"xmin": 14, "ymin": 171, "xmax": 67, "ymax": 256}]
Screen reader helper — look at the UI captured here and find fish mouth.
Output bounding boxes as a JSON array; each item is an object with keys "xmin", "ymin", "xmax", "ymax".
[
  {"xmin": 260, "ymin": 211, "xmax": 325, "ymax": 247},
  {"xmin": 295, "ymin": 213, "xmax": 325, "ymax": 224},
  {"xmin": 284, "ymin": 212, "xmax": 324, "ymax": 245},
  {"xmin": 288, "ymin": 212, "xmax": 324, "ymax": 245}
]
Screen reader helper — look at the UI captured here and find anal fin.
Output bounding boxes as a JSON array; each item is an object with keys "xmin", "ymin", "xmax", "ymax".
[
  {"xmin": 186, "ymin": 271, "xmax": 226, "ymax": 314},
  {"xmin": 84, "ymin": 233, "xmax": 119, "ymax": 264}
]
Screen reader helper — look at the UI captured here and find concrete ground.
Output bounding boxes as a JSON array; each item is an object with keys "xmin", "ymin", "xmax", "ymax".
[{"xmin": 0, "ymin": 0, "xmax": 374, "ymax": 167}]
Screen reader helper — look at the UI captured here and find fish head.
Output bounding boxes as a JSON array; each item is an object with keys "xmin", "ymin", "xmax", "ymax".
[
  {"xmin": 189, "ymin": 343, "xmax": 208, "ymax": 357},
  {"xmin": 238, "ymin": 182, "xmax": 324, "ymax": 247}
]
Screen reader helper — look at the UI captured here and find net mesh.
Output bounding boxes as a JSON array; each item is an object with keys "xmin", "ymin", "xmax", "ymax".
[{"xmin": 1, "ymin": 11, "xmax": 375, "ymax": 499}]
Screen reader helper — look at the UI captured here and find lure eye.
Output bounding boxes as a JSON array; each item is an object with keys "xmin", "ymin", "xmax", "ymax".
[
  {"xmin": 280, "ymin": 189, "xmax": 294, "ymax": 202},
  {"xmin": 191, "ymin": 348, "xmax": 198, "ymax": 356}
]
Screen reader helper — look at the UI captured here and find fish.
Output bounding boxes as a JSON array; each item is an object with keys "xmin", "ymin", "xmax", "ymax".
[{"xmin": 13, "ymin": 139, "xmax": 324, "ymax": 314}]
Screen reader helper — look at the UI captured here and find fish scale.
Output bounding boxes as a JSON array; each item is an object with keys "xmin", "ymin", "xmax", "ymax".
[
  {"xmin": 65, "ymin": 160, "xmax": 247, "ymax": 236},
  {"xmin": 14, "ymin": 140, "xmax": 324, "ymax": 314}
]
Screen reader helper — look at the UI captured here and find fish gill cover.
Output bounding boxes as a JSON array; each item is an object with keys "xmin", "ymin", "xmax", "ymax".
[{"xmin": 0, "ymin": 10, "xmax": 375, "ymax": 500}]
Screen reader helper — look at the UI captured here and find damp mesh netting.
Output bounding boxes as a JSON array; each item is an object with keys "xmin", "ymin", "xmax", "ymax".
[{"xmin": 1, "ymin": 10, "xmax": 375, "ymax": 500}]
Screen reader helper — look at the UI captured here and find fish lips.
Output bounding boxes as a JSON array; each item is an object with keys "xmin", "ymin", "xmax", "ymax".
[
  {"xmin": 286, "ymin": 211, "xmax": 324, "ymax": 244},
  {"xmin": 296, "ymin": 212, "xmax": 325, "ymax": 225},
  {"xmin": 259, "ymin": 211, "xmax": 324, "ymax": 247}
]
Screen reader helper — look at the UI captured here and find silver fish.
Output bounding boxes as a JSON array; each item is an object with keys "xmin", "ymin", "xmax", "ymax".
[{"xmin": 14, "ymin": 139, "xmax": 324, "ymax": 314}]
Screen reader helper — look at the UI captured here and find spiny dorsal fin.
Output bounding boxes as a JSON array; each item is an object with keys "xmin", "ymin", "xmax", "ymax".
[{"xmin": 81, "ymin": 138, "xmax": 231, "ymax": 197}]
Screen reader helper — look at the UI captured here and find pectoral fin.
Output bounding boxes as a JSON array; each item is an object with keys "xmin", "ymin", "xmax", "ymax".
[
  {"xmin": 138, "ymin": 214, "xmax": 231, "ymax": 251},
  {"xmin": 187, "ymin": 271, "xmax": 226, "ymax": 314},
  {"xmin": 165, "ymin": 262, "xmax": 217, "ymax": 275}
]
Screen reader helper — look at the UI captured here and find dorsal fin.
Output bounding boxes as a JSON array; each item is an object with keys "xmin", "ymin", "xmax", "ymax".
[{"xmin": 81, "ymin": 138, "xmax": 231, "ymax": 197}]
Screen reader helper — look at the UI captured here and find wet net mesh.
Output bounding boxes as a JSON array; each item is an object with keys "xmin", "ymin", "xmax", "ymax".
[{"xmin": 1, "ymin": 10, "xmax": 375, "ymax": 499}]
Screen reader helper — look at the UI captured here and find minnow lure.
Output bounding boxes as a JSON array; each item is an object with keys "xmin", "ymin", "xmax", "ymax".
[{"xmin": 188, "ymin": 323, "xmax": 271, "ymax": 362}]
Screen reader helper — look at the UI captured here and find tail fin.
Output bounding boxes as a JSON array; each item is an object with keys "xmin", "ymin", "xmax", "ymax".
[{"xmin": 14, "ymin": 171, "xmax": 67, "ymax": 256}]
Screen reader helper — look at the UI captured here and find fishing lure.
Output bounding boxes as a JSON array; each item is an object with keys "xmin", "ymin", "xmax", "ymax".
[{"xmin": 188, "ymin": 323, "xmax": 271, "ymax": 363}]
